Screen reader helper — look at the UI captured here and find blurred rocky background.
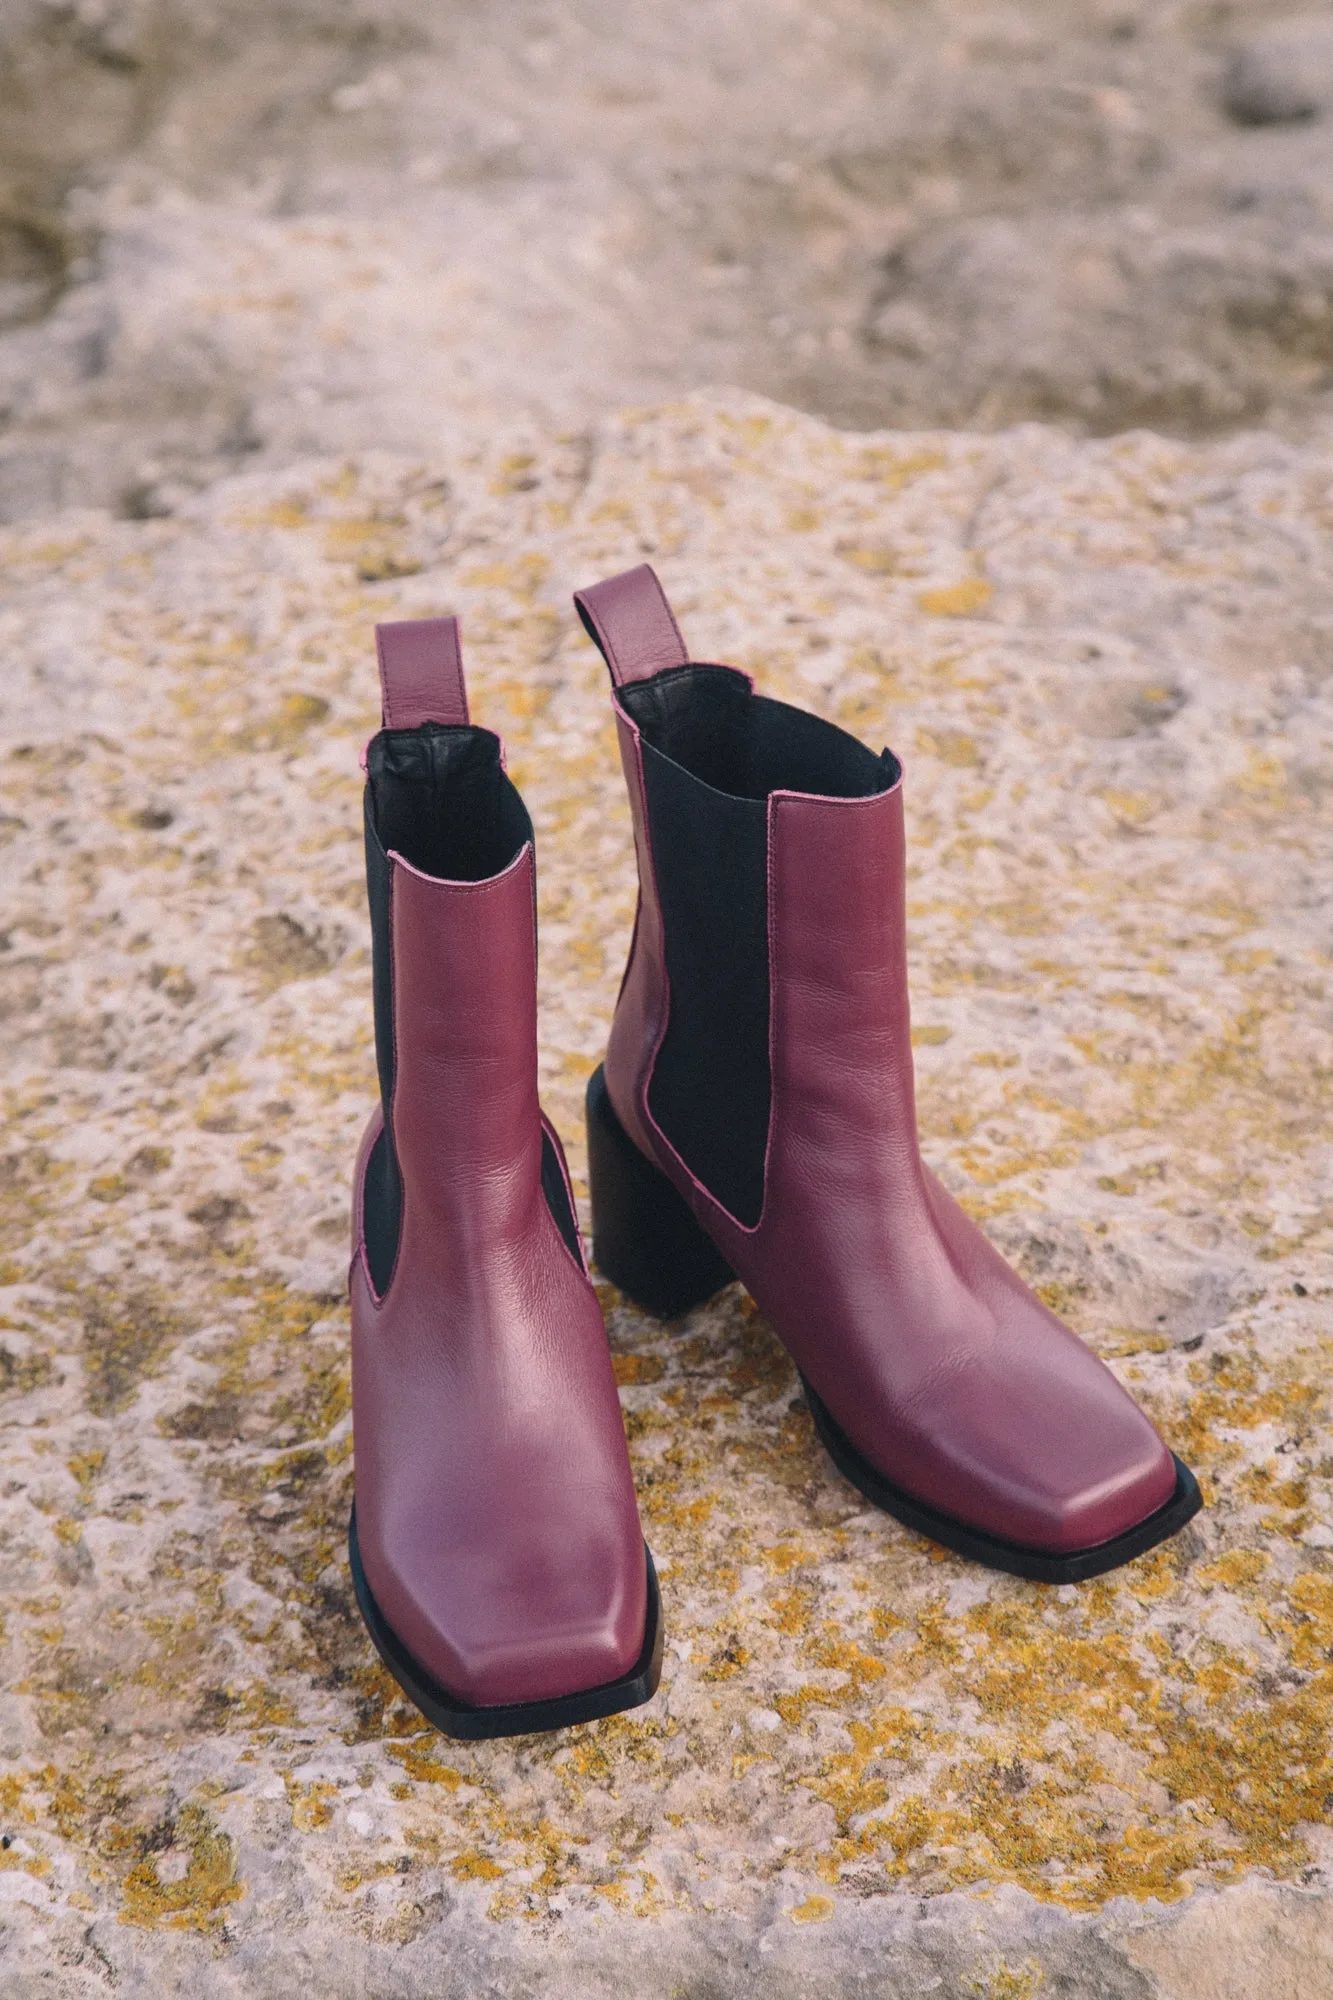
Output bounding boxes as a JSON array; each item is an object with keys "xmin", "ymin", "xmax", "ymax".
[{"xmin": 3, "ymin": 0, "xmax": 1333, "ymax": 522}]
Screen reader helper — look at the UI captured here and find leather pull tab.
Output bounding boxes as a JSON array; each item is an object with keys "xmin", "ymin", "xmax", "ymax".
[
  {"xmin": 573, "ymin": 564, "xmax": 689, "ymax": 687},
  {"xmin": 375, "ymin": 617, "xmax": 470, "ymax": 728}
]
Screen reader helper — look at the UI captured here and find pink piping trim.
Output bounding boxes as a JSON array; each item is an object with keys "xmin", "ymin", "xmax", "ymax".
[
  {"xmin": 387, "ymin": 839, "xmax": 533, "ymax": 893},
  {"xmin": 379, "ymin": 852, "xmax": 405, "ymax": 1305}
]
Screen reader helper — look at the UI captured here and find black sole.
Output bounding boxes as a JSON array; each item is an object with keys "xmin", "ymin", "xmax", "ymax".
[
  {"xmin": 803, "ymin": 1377, "xmax": 1203, "ymax": 1583},
  {"xmin": 348, "ymin": 1505, "xmax": 664, "ymax": 1739}
]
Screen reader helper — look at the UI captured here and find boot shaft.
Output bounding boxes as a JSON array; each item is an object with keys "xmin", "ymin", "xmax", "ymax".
[
  {"xmin": 349, "ymin": 614, "xmax": 658, "ymax": 1727},
  {"xmin": 577, "ymin": 569, "xmax": 1192, "ymax": 1575},
  {"xmin": 361, "ymin": 620, "xmax": 547, "ymax": 1293},
  {"xmin": 578, "ymin": 569, "xmax": 913, "ymax": 1232}
]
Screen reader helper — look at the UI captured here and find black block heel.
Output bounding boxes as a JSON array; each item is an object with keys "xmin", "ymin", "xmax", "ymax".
[{"xmin": 587, "ymin": 1065, "xmax": 736, "ymax": 1318}]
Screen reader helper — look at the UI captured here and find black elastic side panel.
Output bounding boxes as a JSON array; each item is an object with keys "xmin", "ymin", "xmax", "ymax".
[
  {"xmin": 618, "ymin": 667, "xmax": 899, "ymax": 1228},
  {"xmin": 640, "ymin": 740, "xmax": 771, "ymax": 1227},
  {"xmin": 362, "ymin": 1122, "xmax": 402, "ymax": 1297},
  {"xmin": 540, "ymin": 1129, "xmax": 582, "ymax": 1263}
]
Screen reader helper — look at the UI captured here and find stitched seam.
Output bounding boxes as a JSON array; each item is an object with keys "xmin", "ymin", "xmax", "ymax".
[
  {"xmin": 355, "ymin": 1236, "xmax": 385, "ymax": 1313},
  {"xmin": 522, "ymin": 871, "xmax": 588, "ymax": 1279},
  {"xmin": 351, "ymin": 1112, "xmax": 374, "ymax": 1248},
  {"xmin": 615, "ymin": 897, "xmax": 642, "ymax": 1011},
  {"xmin": 757, "ymin": 792, "xmax": 781, "ymax": 1232}
]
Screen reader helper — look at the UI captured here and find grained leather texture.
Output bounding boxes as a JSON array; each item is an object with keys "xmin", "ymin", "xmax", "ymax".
[
  {"xmin": 350, "ymin": 842, "xmax": 647, "ymax": 1707},
  {"xmin": 593, "ymin": 587, "xmax": 1179, "ymax": 1555},
  {"xmin": 375, "ymin": 616, "xmax": 470, "ymax": 728},
  {"xmin": 574, "ymin": 564, "xmax": 689, "ymax": 686}
]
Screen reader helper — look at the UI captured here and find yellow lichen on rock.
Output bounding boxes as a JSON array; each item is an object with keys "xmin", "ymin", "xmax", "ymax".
[{"xmin": 118, "ymin": 1805, "xmax": 244, "ymax": 1933}]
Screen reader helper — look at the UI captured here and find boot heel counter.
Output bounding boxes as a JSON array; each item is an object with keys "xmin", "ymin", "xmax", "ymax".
[{"xmin": 586, "ymin": 1065, "xmax": 734, "ymax": 1319}]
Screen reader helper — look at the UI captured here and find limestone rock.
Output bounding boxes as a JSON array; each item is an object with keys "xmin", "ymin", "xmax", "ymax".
[
  {"xmin": 865, "ymin": 211, "xmax": 1333, "ymax": 434},
  {"xmin": 0, "ymin": 393, "xmax": 1329, "ymax": 1993},
  {"xmin": 5, "ymin": 1, "xmax": 1333, "ymax": 519},
  {"xmin": 1223, "ymin": 16, "xmax": 1333, "ymax": 126}
]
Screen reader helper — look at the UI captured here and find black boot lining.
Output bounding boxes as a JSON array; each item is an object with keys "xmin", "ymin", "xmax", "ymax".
[
  {"xmin": 618, "ymin": 665, "xmax": 899, "ymax": 803},
  {"xmin": 366, "ymin": 724, "xmax": 532, "ymax": 883},
  {"xmin": 619, "ymin": 667, "xmax": 898, "ymax": 1229},
  {"xmin": 639, "ymin": 741, "xmax": 771, "ymax": 1227}
]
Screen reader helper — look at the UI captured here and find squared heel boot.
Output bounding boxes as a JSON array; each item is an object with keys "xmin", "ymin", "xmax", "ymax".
[
  {"xmin": 348, "ymin": 614, "xmax": 662, "ymax": 1737},
  {"xmin": 575, "ymin": 565, "xmax": 1201, "ymax": 1585}
]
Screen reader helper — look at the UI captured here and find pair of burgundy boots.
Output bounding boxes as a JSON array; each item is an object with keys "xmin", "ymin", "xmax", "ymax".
[{"xmin": 348, "ymin": 564, "xmax": 1201, "ymax": 1740}]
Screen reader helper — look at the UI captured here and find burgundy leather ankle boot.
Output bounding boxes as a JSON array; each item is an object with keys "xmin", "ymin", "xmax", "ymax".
[
  {"xmin": 348, "ymin": 615, "xmax": 661, "ymax": 1736},
  {"xmin": 575, "ymin": 565, "xmax": 1201, "ymax": 1584}
]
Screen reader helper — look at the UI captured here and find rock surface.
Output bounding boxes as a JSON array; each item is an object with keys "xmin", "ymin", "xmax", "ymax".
[
  {"xmin": 0, "ymin": 393, "xmax": 1330, "ymax": 1993},
  {"xmin": 1223, "ymin": 15, "xmax": 1333, "ymax": 127},
  {"xmin": 6, "ymin": 0, "xmax": 1333, "ymax": 519}
]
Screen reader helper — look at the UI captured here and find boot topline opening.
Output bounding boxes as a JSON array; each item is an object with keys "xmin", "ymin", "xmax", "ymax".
[
  {"xmin": 365, "ymin": 723, "xmax": 532, "ymax": 882},
  {"xmin": 618, "ymin": 664, "xmax": 899, "ymax": 802}
]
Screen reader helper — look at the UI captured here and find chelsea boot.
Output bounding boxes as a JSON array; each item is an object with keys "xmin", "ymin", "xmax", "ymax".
[
  {"xmin": 575, "ymin": 564, "xmax": 1200, "ymax": 1584},
  {"xmin": 348, "ymin": 613, "xmax": 662, "ymax": 1735}
]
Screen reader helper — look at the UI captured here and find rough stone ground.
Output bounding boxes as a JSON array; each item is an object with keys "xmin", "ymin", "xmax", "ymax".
[
  {"xmin": 0, "ymin": 395, "xmax": 1330, "ymax": 1991},
  {"xmin": 6, "ymin": 0, "xmax": 1333, "ymax": 518},
  {"xmin": 3, "ymin": 0, "xmax": 1333, "ymax": 1988}
]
